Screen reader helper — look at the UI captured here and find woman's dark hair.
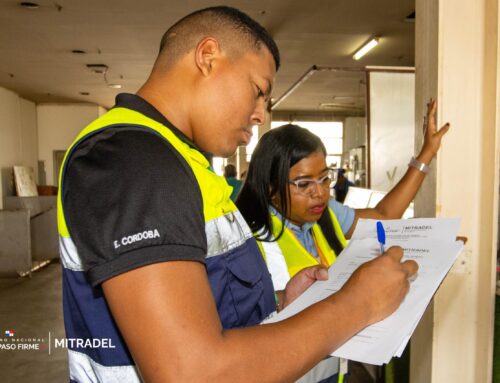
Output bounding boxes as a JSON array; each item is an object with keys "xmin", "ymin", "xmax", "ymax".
[{"xmin": 236, "ymin": 124, "xmax": 326, "ymax": 241}]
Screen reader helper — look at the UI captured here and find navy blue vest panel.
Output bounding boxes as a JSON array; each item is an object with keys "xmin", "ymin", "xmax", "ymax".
[
  {"xmin": 207, "ymin": 237, "xmax": 276, "ymax": 328},
  {"xmin": 62, "ymin": 268, "xmax": 133, "ymax": 366}
]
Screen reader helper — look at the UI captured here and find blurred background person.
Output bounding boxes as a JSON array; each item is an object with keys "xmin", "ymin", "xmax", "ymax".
[
  {"xmin": 224, "ymin": 164, "xmax": 243, "ymax": 201},
  {"xmin": 333, "ymin": 168, "xmax": 354, "ymax": 203}
]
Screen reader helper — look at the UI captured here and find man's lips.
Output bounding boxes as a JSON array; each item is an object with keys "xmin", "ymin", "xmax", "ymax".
[{"xmin": 241, "ymin": 129, "xmax": 253, "ymax": 144}]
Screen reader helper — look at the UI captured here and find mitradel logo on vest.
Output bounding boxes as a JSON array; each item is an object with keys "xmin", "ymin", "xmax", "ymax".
[
  {"xmin": 0, "ymin": 330, "xmax": 116, "ymax": 354},
  {"xmin": 113, "ymin": 228, "xmax": 161, "ymax": 249}
]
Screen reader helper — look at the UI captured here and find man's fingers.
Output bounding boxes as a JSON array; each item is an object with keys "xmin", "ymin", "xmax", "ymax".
[
  {"xmin": 383, "ymin": 246, "xmax": 404, "ymax": 261},
  {"xmin": 383, "ymin": 246, "xmax": 419, "ymax": 277},
  {"xmin": 401, "ymin": 259, "xmax": 419, "ymax": 278}
]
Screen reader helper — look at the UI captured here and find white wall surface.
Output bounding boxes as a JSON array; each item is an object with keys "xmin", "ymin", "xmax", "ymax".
[
  {"xmin": 37, "ymin": 104, "xmax": 101, "ymax": 186},
  {"xmin": 0, "ymin": 86, "xmax": 38, "ymax": 208},
  {"xmin": 343, "ymin": 117, "xmax": 366, "ymax": 153},
  {"xmin": 369, "ymin": 71, "xmax": 415, "ymax": 191},
  {"xmin": 20, "ymin": 98, "xmax": 38, "ymax": 181}
]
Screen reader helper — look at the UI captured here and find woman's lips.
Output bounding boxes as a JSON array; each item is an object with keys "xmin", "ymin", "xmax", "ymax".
[{"xmin": 309, "ymin": 204, "xmax": 326, "ymax": 215}]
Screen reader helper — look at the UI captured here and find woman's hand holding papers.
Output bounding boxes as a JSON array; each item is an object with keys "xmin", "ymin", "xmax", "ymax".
[
  {"xmin": 279, "ymin": 265, "xmax": 329, "ymax": 311},
  {"xmin": 337, "ymin": 246, "xmax": 419, "ymax": 327}
]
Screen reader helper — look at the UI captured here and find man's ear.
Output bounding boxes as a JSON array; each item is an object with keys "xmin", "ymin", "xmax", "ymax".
[{"xmin": 194, "ymin": 37, "xmax": 220, "ymax": 77}]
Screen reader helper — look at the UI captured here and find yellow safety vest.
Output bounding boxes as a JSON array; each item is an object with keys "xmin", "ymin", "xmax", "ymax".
[
  {"xmin": 261, "ymin": 208, "xmax": 347, "ymax": 279},
  {"xmin": 57, "ymin": 106, "xmax": 275, "ymax": 382},
  {"xmin": 57, "ymin": 107, "xmax": 237, "ymax": 237}
]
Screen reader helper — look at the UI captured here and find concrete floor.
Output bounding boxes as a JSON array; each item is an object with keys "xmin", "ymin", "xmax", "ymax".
[
  {"xmin": 0, "ymin": 260, "xmax": 377, "ymax": 383},
  {"xmin": 0, "ymin": 261, "xmax": 68, "ymax": 383}
]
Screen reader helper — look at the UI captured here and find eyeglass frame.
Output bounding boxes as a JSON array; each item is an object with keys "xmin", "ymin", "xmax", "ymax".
[{"xmin": 288, "ymin": 168, "xmax": 336, "ymax": 197}]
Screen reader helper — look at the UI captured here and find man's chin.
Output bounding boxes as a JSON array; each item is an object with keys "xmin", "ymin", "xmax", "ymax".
[
  {"xmin": 213, "ymin": 147, "xmax": 239, "ymax": 159},
  {"xmin": 204, "ymin": 137, "xmax": 250, "ymax": 158}
]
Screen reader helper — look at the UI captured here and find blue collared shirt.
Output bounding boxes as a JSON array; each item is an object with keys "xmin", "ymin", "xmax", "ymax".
[{"xmin": 270, "ymin": 199, "xmax": 355, "ymax": 259}]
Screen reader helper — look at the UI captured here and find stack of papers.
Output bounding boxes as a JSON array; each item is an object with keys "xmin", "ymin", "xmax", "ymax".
[{"xmin": 263, "ymin": 218, "xmax": 463, "ymax": 365}]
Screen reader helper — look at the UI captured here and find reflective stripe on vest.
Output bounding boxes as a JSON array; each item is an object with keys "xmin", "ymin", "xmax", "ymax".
[{"xmin": 57, "ymin": 107, "xmax": 275, "ymax": 381}]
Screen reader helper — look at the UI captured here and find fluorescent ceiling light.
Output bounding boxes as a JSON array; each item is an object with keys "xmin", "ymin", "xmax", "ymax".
[{"xmin": 353, "ymin": 38, "xmax": 379, "ymax": 60}]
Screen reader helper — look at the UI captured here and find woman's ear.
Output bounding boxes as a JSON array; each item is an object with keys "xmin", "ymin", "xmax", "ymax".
[
  {"xmin": 194, "ymin": 37, "xmax": 220, "ymax": 77},
  {"xmin": 270, "ymin": 191, "xmax": 281, "ymax": 209}
]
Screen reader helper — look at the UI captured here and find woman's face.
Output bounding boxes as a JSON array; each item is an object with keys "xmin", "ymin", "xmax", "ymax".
[{"xmin": 273, "ymin": 151, "xmax": 332, "ymax": 226}]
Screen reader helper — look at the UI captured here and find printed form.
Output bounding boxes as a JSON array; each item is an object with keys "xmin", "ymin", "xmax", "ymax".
[{"xmin": 263, "ymin": 218, "xmax": 463, "ymax": 365}]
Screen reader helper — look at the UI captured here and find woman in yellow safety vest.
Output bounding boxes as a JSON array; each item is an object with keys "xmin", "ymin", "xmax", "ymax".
[{"xmin": 236, "ymin": 99, "xmax": 449, "ymax": 383}]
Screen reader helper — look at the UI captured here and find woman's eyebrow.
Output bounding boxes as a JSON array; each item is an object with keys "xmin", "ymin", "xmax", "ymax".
[{"xmin": 291, "ymin": 168, "xmax": 330, "ymax": 181}]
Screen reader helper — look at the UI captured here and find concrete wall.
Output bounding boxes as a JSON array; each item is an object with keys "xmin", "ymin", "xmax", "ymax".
[
  {"xmin": 0, "ymin": 88, "xmax": 103, "ymax": 206},
  {"xmin": 368, "ymin": 71, "xmax": 415, "ymax": 192},
  {"xmin": 343, "ymin": 117, "xmax": 366, "ymax": 153},
  {"xmin": 0, "ymin": 86, "xmax": 38, "ymax": 209},
  {"xmin": 37, "ymin": 104, "xmax": 101, "ymax": 186}
]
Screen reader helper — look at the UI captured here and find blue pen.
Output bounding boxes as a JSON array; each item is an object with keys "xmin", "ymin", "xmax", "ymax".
[{"xmin": 376, "ymin": 221, "xmax": 386, "ymax": 254}]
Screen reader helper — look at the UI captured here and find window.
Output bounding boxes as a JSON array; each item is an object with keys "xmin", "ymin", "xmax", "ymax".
[
  {"xmin": 212, "ymin": 156, "xmax": 225, "ymax": 176},
  {"xmin": 271, "ymin": 121, "xmax": 343, "ymax": 167},
  {"xmin": 245, "ymin": 125, "xmax": 259, "ymax": 162}
]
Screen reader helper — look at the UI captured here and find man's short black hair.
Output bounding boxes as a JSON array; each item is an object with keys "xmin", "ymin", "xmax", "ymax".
[{"xmin": 159, "ymin": 6, "xmax": 280, "ymax": 70}]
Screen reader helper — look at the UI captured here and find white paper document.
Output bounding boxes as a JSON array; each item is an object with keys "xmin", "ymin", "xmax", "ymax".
[
  {"xmin": 350, "ymin": 217, "xmax": 460, "ymax": 242},
  {"xmin": 263, "ymin": 218, "xmax": 463, "ymax": 365}
]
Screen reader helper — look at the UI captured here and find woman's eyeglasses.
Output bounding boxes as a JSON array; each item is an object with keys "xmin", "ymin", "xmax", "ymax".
[{"xmin": 288, "ymin": 169, "xmax": 335, "ymax": 196}]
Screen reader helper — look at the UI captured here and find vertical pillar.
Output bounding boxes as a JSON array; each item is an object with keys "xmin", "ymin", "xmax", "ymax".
[{"xmin": 412, "ymin": 0, "xmax": 499, "ymax": 382}]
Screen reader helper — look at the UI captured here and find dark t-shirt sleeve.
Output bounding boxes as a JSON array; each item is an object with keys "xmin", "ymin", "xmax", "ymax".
[{"xmin": 62, "ymin": 128, "xmax": 207, "ymax": 286}]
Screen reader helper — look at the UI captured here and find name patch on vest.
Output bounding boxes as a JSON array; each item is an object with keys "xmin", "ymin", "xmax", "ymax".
[{"xmin": 114, "ymin": 229, "xmax": 161, "ymax": 249}]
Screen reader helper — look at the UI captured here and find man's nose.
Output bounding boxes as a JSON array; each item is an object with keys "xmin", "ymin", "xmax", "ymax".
[{"xmin": 251, "ymin": 100, "xmax": 266, "ymax": 126}]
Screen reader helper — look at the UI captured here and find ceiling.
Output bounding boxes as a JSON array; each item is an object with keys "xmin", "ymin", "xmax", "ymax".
[{"xmin": 0, "ymin": 0, "xmax": 415, "ymax": 116}]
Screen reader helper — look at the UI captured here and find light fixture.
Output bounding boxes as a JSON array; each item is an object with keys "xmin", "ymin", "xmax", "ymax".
[
  {"xmin": 86, "ymin": 63, "xmax": 123, "ymax": 89},
  {"xmin": 320, "ymin": 102, "xmax": 361, "ymax": 109},
  {"xmin": 86, "ymin": 64, "xmax": 108, "ymax": 74},
  {"xmin": 353, "ymin": 37, "xmax": 380, "ymax": 61},
  {"xmin": 19, "ymin": 2, "xmax": 39, "ymax": 9}
]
